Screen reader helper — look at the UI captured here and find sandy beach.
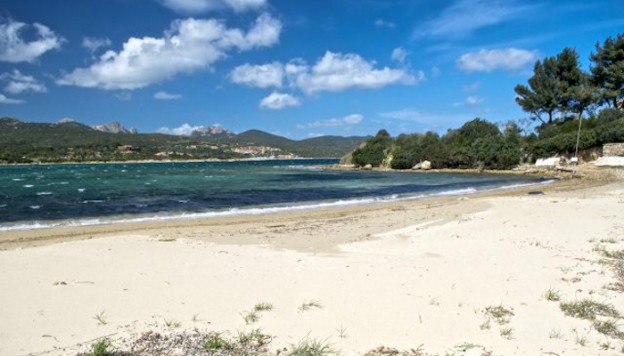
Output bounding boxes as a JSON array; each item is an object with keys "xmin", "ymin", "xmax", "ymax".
[{"xmin": 1, "ymin": 168, "xmax": 624, "ymax": 355}]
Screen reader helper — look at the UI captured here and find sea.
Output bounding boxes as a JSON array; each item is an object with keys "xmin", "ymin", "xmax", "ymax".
[{"xmin": 0, "ymin": 159, "xmax": 550, "ymax": 231}]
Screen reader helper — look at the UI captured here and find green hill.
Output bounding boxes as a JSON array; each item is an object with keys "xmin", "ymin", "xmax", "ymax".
[{"xmin": 0, "ymin": 118, "xmax": 366, "ymax": 163}]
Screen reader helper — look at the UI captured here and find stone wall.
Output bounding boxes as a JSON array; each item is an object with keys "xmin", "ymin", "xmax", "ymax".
[{"xmin": 603, "ymin": 143, "xmax": 624, "ymax": 157}]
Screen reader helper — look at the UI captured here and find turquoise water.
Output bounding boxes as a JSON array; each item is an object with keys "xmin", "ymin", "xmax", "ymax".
[{"xmin": 0, "ymin": 159, "xmax": 548, "ymax": 230}]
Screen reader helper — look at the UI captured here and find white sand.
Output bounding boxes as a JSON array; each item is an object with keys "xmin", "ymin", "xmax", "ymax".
[{"xmin": 1, "ymin": 180, "xmax": 624, "ymax": 355}]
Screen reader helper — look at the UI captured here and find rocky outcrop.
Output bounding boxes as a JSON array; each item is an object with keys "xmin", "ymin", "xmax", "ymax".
[
  {"xmin": 412, "ymin": 160, "xmax": 432, "ymax": 170},
  {"xmin": 93, "ymin": 121, "xmax": 137, "ymax": 134},
  {"xmin": 191, "ymin": 125, "xmax": 233, "ymax": 137}
]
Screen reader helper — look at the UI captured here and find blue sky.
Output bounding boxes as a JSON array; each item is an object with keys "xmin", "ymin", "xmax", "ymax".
[{"xmin": 0, "ymin": 0, "xmax": 622, "ymax": 139}]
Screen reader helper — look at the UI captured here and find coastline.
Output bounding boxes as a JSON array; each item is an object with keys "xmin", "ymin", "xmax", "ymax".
[{"xmin": 0, "ymin": 167, "xmax": 623, "ymax": 355}]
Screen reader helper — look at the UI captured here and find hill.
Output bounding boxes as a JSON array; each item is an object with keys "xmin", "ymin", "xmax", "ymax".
[{"xmin": 0, "ymin": 118, "xmax": 366, "ymax": 163}]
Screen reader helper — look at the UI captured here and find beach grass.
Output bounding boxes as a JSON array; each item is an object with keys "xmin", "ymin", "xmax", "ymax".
[
  {"xmin": 559, "ymin": 299, "xmax": 619, "ymax": 320},
  {"xmin": 299, "ymin": 300, "xmax": 322, "ymax": 312},
  {"xmin": 290, "ymin": 337, "xmax": 335, "ymax": 356}
]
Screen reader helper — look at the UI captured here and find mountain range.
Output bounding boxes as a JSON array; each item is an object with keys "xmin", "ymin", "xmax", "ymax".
[{"xmin": 0, "ymin": 118, "xmax": 367, "ymax": 163}]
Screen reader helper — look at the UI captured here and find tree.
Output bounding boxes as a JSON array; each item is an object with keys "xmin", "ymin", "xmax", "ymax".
[
  {"xmin": 351, "ymin": 129, "xmax": 393, "ymax": 167},
  {"xmin": 515, "ymin": 57, "xmax": 561, "ymax": 124},
  {"xmin": 590, "ymin": 34, "xmax": 624, "ymax": 108}
]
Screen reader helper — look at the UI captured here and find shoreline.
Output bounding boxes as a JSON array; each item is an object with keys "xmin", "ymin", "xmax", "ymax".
[{"xmin": 0, "ymin": 174, "xmax": 567, "ymax": 251}]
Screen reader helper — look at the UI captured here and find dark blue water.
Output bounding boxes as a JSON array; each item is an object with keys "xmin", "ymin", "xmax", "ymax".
[{"xmin": 0, "ymin": 159, "xmax": 548, "ymax": 230}]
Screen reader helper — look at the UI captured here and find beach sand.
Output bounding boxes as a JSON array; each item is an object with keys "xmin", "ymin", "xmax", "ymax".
[{"xmin": 1, "ymin": 169, "xmax": 624, "ymax": 355}]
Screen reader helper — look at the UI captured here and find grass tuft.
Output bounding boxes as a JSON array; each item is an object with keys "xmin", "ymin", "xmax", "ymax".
[
  {"xmin": 254, "ymin": 302, "xmax": 273, "ymax": 312},
  {"xmin": 544, "ymin": 288, "xmax": 561, "ymax": 301},
  {"xmin": 299, "ymin": 300, "xmax": 323, "ymax": 312},
  {"xmin": 499, "ymin": 327, "xmax": 514, "ymax": 340},
  {"xmin": 593, "ymin": 319, "xmax": 624, "ymax": 339},
  {"xmin": 483, "ymin": 305, "xmax": 514, "ymax": 325},
  {"xmin": 290, "ymin": 338, "xmax": 335, "ymax": 356},
  {"xmin": 92, "ymin": 311, "xmax": 107, "ymax": 326},
  {"xmin": 91, "ymin": 338, "xmax": 112, "ymax": 356},
  {"xmin": 203, "ymin": 333, "xmax": 231, "ymax": 351},
  {"xmin": 242, "ymin": 310, "xmax": 260, "ymax": 325},
  {"xmin": 238, "ymin": 328, "xmax": 271, "ymax": 347},
  {"xmin": 560, "ymin": 299, "xmax": 620, "ymax": 320}
]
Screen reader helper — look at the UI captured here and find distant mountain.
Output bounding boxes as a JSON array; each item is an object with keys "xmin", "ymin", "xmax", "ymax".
[
  {"xmin": 93, "ymin": 121, "xmax": 137, "ymax": 134},
  {"xmin": 0, "ymin": 117, "xmax": 367, "ymax": 163}
]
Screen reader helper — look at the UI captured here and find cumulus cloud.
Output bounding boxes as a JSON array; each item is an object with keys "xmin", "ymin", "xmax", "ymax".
[
  {"xmin": 154, "ymin": 91, "xmax": 182, "ymax": 100},
  {"xmin": 0, "ymin": 19, "xmax": 63, "ymax": 63},
  {"xmin": 457, "ymin": 48, "xmax": 536, "ymax": 72},
  {"xmin": 82, "ymin": 37, "xmax": 112, "ymax": 53},
  {"xmin": 160, "ymin": 0, "xmax": 266, "ymax": 13},
  {"xmin": 158, "ymin": 123, "xmax": 204, "ymax": 135},
  {"xmin": 1, "ymin": 70, "xmax": 47, "ymax": 94},
  {"xmin": 58, "ymin": 14, "xmax": 281, "ymax": 90},
  {"xmin": 374, "ymin": 19, "xmax": 396, "ymax": 29},
  {"xmin": 230, "ymin": 62, "xmax": 283, "ymax": 88},
  {"xmin": 297, "ymin": 114, "xmax": 363, "ymax": 129},
  {"xmin": 296, "ymin": 52, "xmax": 419, "ymax": 94},
  {"xmin": 414, "ymin": 0, "xmax": 532, "ymax": 38},
  {"xmin": 391, "ymin": 47, "xmax": 408, "ymax": 63},
  {"xmin": 259, "ymin": 91, "xmax": 300, "ymax": 109},
  {"xmin": 0, "ymin": 93, "xmax": 23, "ymax": 104},
  {"xmin": 453, "ymin": 95, "xmax": 483, "ymax": 106},
  {"xmin": 230, "ymin": 52, "xmax": 420, "ymax": 95}
]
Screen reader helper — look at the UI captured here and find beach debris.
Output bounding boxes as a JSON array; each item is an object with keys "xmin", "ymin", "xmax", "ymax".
[
  {"xmin": 527, "ymin": 191, "xmax": 544, "ymax": 195},
  {"xmin": 53, "ymin": 281, "xmax": 68, "ymax": 286}
]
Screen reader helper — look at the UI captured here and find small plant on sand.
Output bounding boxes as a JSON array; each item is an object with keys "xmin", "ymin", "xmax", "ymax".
[
  {"xmin": 483, "ymin": 305, "xmax": 514, "ymax": 325},
  {"xmin": 91, "ymin": 338, "xmax": 112, "ymax": 356},
  {"xmin": 242, "ymin": 310, "xmax": 260, "ymax": 324},
  {"xmin": 290, "ymin": 337, "xmax": 335, "ymax": 356},
  {"xmin": 544, "ymin": 288, "xmax": 561, "ymax": 301},
  {"xmin": 93, "ymin": 311, "xmax": 107, "ymax": 326},
  {"xmin": 593, "ymin": 319, "xmax": 624, "ymax": 338},
  {"xmin": 548, "ymin": 329, "xmax": 563, "ymax": 339},
  {"xmin": 203, "ymin": 333, "xmax": 232, "ymax": 351},
  {"xmin": 336, "ymin": 325, "xmax": 347, "ymax": 339},
  {"xmin": 238, "ymin": 328, "xmax": 271, "ymax": 347},
  {"xmin": 299, "ymin": 300, "xmax": 322, "ymax": 312},
  {"xmin": 574, "ymin": 332, "xmax": 587, "ymax": 346},
  {"xmin": 499, "ymin": 327, "xmax": 514, "ymax": 340},
  {"xmin": 560, "ymin": 299, "xmax": 620, "ymax": 320},
  {"xmin": 164, "ymin": 318, "xmax": 181, "ymax": 328},
  {"xmin": 254, "ymin": 302, "xmax": 273, "ymax": 312}
]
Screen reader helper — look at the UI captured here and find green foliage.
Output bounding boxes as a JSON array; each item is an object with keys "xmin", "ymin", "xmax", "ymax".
[
  {"xmin": 203, "ymin": 333, "xmax": 232, "ymax": 351},
  {"xmin": 91, "ymin": 338, "xmax": 112, "ymax": 356},
  {"xmin": 590, "ymin": 33, "xmax": 624, "ymax": 108},
  {"xmin": 351, "ymin": 129, "xmax": 393, "ymax": 167},
  {"xmin": 560, "ymin": 299, "xmax": 620, "ymax": 320}
]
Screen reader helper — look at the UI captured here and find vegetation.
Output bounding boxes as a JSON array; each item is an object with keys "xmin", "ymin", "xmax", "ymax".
[
  {"xmin": 559, "ymin": 299, "xmax": 620, "ymax": 320},
  {"xmin": 90, "ymin": 338, "xmax": 113, "ymax": 356},
  {"xmin": 350, "ymin": 33, "xmax": 624, "ymax": 170}
]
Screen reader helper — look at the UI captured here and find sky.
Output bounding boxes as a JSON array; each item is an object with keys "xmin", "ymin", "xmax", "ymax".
[{"xmin": 0, "ymin": 0, "xmax": 622, "ymax": 139}]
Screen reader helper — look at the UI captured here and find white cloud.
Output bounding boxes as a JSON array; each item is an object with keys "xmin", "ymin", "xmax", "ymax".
[
  {"xmin": 453, "ymin": 95, "xmax": 484, "ymax": 106},
  {"xmin": 154, "ymin": 91, "xmax": 182, "ymax": 100},
  {"xmin": 294, "ymin": 52, "xmax": 420, "ymax": 94},
  {"xmin": 457, "ymin": 48, "xmax": 536, "ymax": 72},
  {"xmin": 115, "ymin": 92, "xmax": 132, "ymax": 101},
  {"xmin": 391, "ymin": 47, "xmax": 408, "ymax": 64},
  {"xmin": 259, "ymin": 91, "xmax": 300, "ymax": 109},
  {"xmin": 462, "ymin": 81, "xmax": 480, "ymax": 92},
  {"xmin": 58, "ymin": 14, "xmax": 281, "ymax": 90},
  {"xmin": 0, "ymin": 19, "xmax": 63, "ymax": 63},
  {"xmin": 1, "ymin": 70, "xmax": 47, "ymax": 94},
  {"xmin": 297, "ymin": 114, "xmax": 363, "ymax": 129},
  {"xmin": 415, "ymin": 0, "xmax": 532, "ymax": 38},
  {"xmin": 374, "ymin": 19, "xmax": 396, "ymax": 29},
  {"xmin": 230, "ymin": 52, "xmax": 421, "ymax": 95},
  {"xmin": 160, "ymin": 0, "xmax": 266, "ymax": 13},
  {"xmin": 82, "ymin": 37, "xmax": 112, "ymax": 53},
  {"xmin": 158, "ymin": 123, "xmax": 204, "ymax": 135},
  {"xmin": 0, "ymin": 93, "xmax": 23, "ymax": 104},
  {"xmin": 230, "ymin": 62, "xmax": 283, "ymax": 88}
]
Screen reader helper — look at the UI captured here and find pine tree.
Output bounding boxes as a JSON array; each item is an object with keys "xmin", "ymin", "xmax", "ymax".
[{"xmin": 590, "ymin": 34, "xmax": 624, "ymax": 108}]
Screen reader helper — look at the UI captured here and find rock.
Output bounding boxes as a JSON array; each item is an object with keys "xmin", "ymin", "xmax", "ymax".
[
  {"xmin": 421, "ymin": 160, "xmax": 432, "ymax": 170},
  {"xmin": 363, "ymin": 164, "xmax": 373, "ymax": 170},
  {"xmin": 411, "ymin": 163, "xmax": 422, "ymax": 170}
]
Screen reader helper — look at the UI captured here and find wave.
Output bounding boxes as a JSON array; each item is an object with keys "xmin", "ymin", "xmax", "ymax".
[{"xmin": 0, "ymin": 179, "xmax": 553, "ymax": 232}]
